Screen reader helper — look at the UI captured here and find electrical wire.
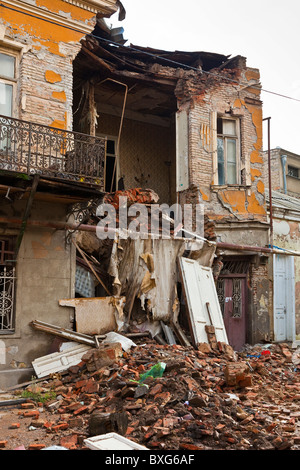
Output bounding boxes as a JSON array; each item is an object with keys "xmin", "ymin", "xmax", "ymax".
[{"xmin": 1, "ymin": 2, "xmax": 300, "ymax": 103}]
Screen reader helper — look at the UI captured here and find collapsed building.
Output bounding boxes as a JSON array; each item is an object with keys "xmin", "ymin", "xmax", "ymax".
[{"xmin": 0, "ymin": 0, "xmax": 292, "ymax": 389}]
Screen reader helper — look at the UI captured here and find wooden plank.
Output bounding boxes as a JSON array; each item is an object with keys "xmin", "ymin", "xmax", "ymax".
[
  {"xmin": 178, "ymin": 257, "xmax": 228, "ymax": 347},
  {"xmin": 72, "ymin": 239, "xmax": 111, "ymax": 295}
]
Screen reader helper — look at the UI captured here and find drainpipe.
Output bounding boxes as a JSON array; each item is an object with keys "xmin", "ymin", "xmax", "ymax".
[
  {"xmin": 2, "ymin": 216, "xmax": 300, "ymax": 256},
  {"xmin": 281, "ymin": 154, "xmax": 287, "ymax": 194},
  {"xmin": 263, "ymin": 117, "xmax": 273, "ymax": 247}
]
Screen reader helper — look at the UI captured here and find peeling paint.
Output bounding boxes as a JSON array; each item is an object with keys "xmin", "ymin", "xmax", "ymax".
[
  {"xmin": 256, "ymin": 180, "xmax": 265, "ymax": 194},
  {"xmin": 35, "ymin": 0, "xmax": 97, "ymax": 24},
  {"xmin": 0, "ymin": 1, "xmax": 95, "ymax": 57},
  {"xmin": 219, "ymin": 190, "xmax": 246, "ymax": 214},
  {"xmin": 245, "ymin": 104, "xmax": 263, "ymax": 151},
  {"xmin": 52, "ymin": 90, "xmax": 67, "ymax": 102},
  {"xmin": 51, "ymin": 112, "xmax": 67, "ymax": 130},
  {"xmin": 45, "ymin": 70, "xmax": 62, "ymax": 83},
  {"xmin": 245, "ymin": 69, "xmax": 260, "ymax": 81},
  {"xmin": 199, "ymin": 189, "xmax": 209, "ymax": 201},
  {"xmin": 251, "ymin": 168, "xmax": 262, "ymax": 182},
  {"xmin": 250, "ymin": 150, "xmax": 263, "ymax": 164},
  {"xmin": 247, "ymin": 192, "xmax": 266, "ymax": 215}
]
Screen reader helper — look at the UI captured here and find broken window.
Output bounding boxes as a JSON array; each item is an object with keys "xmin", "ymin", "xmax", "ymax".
[
  {"xmin": 0, "ymin": 237, "xmax": 16, "ymax": 333},
  {"xmin": 217, "ymin": 117, "xmax": 240, "ymax": 185}
]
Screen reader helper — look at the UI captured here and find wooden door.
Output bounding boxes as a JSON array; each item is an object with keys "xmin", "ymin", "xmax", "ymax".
[
  {"xmin": 273, "ymin": 254, "xmax": 295, "ymax": 342},
  {"xmin": 178, "ymin": 258, "xmax": 228, "ymax": 346},
  {"xmin": 217, "ymin": 275, "xmax": 247, "ymax": 351}
]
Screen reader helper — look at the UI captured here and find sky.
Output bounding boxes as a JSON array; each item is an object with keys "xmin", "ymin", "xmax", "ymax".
[{"xmin": 108, "ymin": 0, "xmax": 300, "ymax": 154}]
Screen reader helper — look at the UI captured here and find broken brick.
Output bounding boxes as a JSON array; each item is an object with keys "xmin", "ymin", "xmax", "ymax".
[
  {"xmin": 28, "ymin": 443, "xmax": 46, "ymax": 450},
  {"xmin": 149, "ymin": 383, "xmax": 163, "ymax": 396},
  {"xmin": 9, "ymin": 423, "xmax": 20, "ymax": 429},
  {"xmin": 0, "ymin": 338, "xmax": 298, "ymax": 452},
  {"xmin": 60, "ymin": 434, "xmax": 78, "ymax": 450},
  {"xmin": 52, "ymin": 423, "xmax": 69, "ymax": 432},
  {"xmin": 23, "ymin": 410, "xmax": 40, "ymax": 419}
]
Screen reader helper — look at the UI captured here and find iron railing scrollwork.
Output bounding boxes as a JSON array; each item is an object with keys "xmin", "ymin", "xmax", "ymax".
[
  {"xmin": 0, "ymin": 115, "xmax": 106, "ymax": 187},
  {"xmin": 0, "ymin": 267, "xmax": 16, "ymax": 333}
]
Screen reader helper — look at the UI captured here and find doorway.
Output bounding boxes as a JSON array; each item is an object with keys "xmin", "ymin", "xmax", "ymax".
[
  {"xmin": 217, "ymin": 275, "xmax": 247, "ymax": 351},
  {"xmin": 273, "ymin": 254, "xmax": 295, "ymax": 342}
]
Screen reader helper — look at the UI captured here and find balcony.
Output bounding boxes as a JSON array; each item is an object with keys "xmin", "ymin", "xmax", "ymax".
[{"xmin": 0, "ymin": 115, "xmax": 106, "ymax": 187}]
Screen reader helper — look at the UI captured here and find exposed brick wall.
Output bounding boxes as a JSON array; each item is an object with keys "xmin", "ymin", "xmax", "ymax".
[
  {"xmin": 176, "ymin": 62, "xmax": 267, "ymax": 224},
  {"xmin": 0, "ymin": 1, "xmax": 98, "ymax": 130},
  {"xmin": 19, "ymin": 45, "xmax": 79, "ymax": 129}
]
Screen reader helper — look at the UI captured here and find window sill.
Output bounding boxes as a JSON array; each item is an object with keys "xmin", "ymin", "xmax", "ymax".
[
  {"xmin": 211, "ymin": 184, "xmax": 251, "ymax": 191},
  {"xmin": 287, "ymin": 175, "xmax": 300, "ymax": 180}
]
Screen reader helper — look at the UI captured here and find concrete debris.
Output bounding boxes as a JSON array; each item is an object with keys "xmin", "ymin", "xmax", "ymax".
[{"xmin": 0, "ymin": 338, "xmax": 299, "ymax": 450}]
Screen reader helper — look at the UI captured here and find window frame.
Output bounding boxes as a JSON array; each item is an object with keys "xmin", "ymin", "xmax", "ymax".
[
  {"xmin": 287, "ymin": 165, "xmax": 299, "ymax": 179},
  {"xmin": 216, "ymin": 115, "xmax": 241, "ymax": 186},
  {"xmin": 99, "ymin": 134, "xmax": 118, "ymax": 192},
  {"xmin": 0, "ymin": 236, "xmax": 16, "ymax": 334},
  {"xmin": 0, "ymin": 47, "xmax": 18, "ymax": 118}
]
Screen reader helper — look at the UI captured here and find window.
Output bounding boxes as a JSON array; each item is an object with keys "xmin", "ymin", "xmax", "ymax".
[
  {"xmin": 287, "ymin": 165, "xmax": 299, "ymax": 178},
  {"xmin": 217, "ymin": 117, "xmax": 240, "ymax": 185},
  {"xmin": 0, "ymin": 51, "xmax": 17, "ymax": 117},
  {"xmin": 104, "ymin": 138, "xmax": 117, "ymax": 192},
  {"xmin": 0, "ymin": 238, "xmax": 16, "ymax": 333}
]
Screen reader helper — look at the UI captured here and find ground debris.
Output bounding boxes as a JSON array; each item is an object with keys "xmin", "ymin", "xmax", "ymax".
[{"xmin": 0, "ymin": 339, "xmax": 299, "ymax": 450}]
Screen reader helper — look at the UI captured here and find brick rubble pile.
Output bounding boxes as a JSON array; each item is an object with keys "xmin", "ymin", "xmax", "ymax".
[{"xmin": 1, "ymin": 339, "xmax": 299, "ymax": 450}]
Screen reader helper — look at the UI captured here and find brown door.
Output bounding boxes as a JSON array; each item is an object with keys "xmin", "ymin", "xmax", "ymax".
[{"xmin": 217, "ymin": 276, "xmax": 247, "ymax": 351}]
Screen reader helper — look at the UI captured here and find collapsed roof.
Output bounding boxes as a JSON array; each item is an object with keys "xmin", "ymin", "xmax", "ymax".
[{"xmin": 73, "ymin": 23, "xmax": 244, "ymax": 120}]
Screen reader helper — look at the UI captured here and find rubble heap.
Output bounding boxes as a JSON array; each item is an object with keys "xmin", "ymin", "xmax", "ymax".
[{"xmin": 1, "ymin": 339, "xmax": 299, "ymax": 451}]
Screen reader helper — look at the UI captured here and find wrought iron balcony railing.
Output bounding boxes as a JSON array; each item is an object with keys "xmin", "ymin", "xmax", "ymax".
[{"xmin": 0, "ymin": 115, "xmax": 106, "ymax": 187}]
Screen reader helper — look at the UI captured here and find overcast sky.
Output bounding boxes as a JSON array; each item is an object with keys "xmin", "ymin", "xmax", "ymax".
[{"xmin": 109, "ymin": 0, "xmax": 300, "ymax": 154}]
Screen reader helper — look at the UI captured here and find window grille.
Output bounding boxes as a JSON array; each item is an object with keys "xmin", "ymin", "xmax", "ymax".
[{"xmin": 0, "ymin": 238, "xmax": 16, "ymax": 333}]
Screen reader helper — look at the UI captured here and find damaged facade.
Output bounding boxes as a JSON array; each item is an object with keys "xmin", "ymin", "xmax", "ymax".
[
  {"xmin": 0, "ymin": 0, "xmax": 120, "ymax": 387},
  {"xmin": 0, "ymin": 0, "xmax": 288, "ymax": 389}
]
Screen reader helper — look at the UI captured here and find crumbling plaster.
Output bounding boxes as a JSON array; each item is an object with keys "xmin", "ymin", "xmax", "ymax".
[
  {"xmin": 0, "ymin": 0, "xmax": 117, "ymax": 129},
  {"xmin": 0, "ymin": 198, "xmax": 76, "ymax": 382},
  {"xmin": 176, "ymin": 63, "xmax": 266, "ymax": 223}
]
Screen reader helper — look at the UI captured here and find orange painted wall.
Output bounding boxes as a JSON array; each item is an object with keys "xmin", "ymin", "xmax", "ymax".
[
  {"xmin": 0, "ymin": 1, "xmax": 95, "ymax": 56},
  {"xmin": 0, "ymin": 0, "xmax": 102, "ymax": 130}
]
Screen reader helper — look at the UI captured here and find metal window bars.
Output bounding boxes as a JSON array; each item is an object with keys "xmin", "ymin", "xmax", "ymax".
[
  {"xmin": 0, "ymin": 266, "xmax": 16, "ymax": 332},
  {"xmin": 0, "ymin": 114, "xmax": 106, "ymax": 187}
]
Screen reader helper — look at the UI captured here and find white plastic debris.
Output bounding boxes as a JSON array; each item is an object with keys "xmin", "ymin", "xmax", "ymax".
[
  {"xmin": 84, "ymin": 433, "xmax": 148, "ymax": 450},
  {"xmin": 102, "ymin": 332, "xmax": 136, "ymax": 352}
]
